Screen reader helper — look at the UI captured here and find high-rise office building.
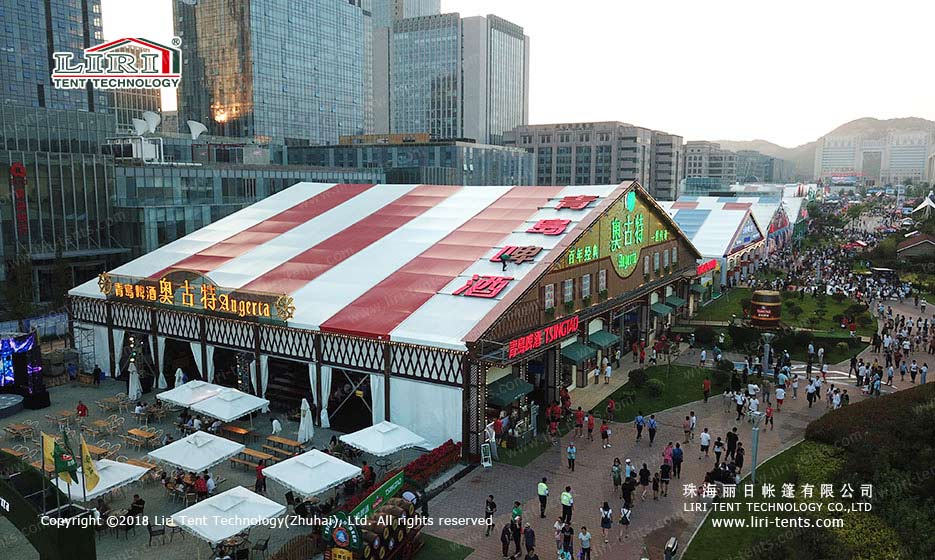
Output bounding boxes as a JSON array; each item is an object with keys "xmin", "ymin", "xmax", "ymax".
[
  {"xmin": 504, "ymin": 122, "xmax": 683, "ymax": 200},
  {"xmin": 734, "ymin": 150, "xmax": 788, "ymax": 183},
  {"xmin": 1, "ymin": 0, "xmax": 108, "ymax": 112},
  {"xmin": 814, "ymin": 131, "xmax": 934, "ymax": 185},
  {"xmin": 175, "ymin": 0, "xmax": 373, "ymax": 145},
  {"xmin": 106, "ymin": 44, "xmax": 163, "ymax": 134},
  {"xmin": 388, "ymin": 13, "xmax": 529, "ymax": 144},
  {"xmin": 683, "ymin": 141, "xmax": 737, "ymax": 185}
]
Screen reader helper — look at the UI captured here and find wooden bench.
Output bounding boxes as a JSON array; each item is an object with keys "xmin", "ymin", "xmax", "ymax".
[
  {"xmin": 229, "ymin": 457, "xmax": 259, "ymax": 471},
  {"xmin": 262, "ymin": 444, "xmax": 296, "ymax": 459}
]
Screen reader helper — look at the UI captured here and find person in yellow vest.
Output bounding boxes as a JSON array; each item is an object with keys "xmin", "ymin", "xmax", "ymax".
[{"xmin": 537, "ymin": 477, "xmax": 549, "ymax": 518}]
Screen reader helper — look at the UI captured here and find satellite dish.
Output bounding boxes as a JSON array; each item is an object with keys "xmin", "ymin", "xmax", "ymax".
[
  {"xmin": 142, "ymin": 111, "xmax": 161, "ymax": 133},
  {"xmin": 187, "ymin": 120, "xmax": 208, "ymax": 140},
  {"xmin": 131, "ymin": 118, "xmax": 148, "ymax": 136}
]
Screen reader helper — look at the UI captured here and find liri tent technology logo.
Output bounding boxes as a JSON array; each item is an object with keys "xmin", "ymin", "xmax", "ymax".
[{"xmin": 51, "ymin": 37, "xmax": 181, "ymax": 90}]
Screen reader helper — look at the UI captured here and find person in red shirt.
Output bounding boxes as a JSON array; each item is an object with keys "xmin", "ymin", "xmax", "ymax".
[
  {"xmin": 255, "ymin": 460, "xmax": 267, "ymax": 495},
  {"xmin": 606, "ymin": 398, "xmax": 616, "ymax": 420},
  {"xmin": 639, "ymin": 348, "xmax": 646, "ymax": 366},
  {"xmin": 574, "ymin": 407, "xmax": 585, "ymax": 437},
  {"xmin": 361, "ymin": 461, "xmax": 375, "ymax": 487},
  {"xmin": 586, "ymin": 412, "xmax": 595, "ymax": 442},
  {"xmin": 702, "ymin": 377, "xmax": 712, "ymax": 403},
  {"xmin": 631, "ymin": 342, "xmax": 639, "ymax": 363},
  {"xmin": 76, "ymin": 401, "xmax": 88, "ymax": 419},
  {"xmin": 600, "ymin": 420, "xmax": 611, "ymax": 449},
  {"xmin": 194, "ymin": 474, "xmax": 208, "ymax": 500}
]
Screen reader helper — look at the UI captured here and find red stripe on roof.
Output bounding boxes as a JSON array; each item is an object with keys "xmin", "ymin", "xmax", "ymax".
[
  {"xmin": 319, "ymin": 186, "xmax": 565, "ymax": 339},
  {"xmin": 241, "ymin": 185, "xmax": 462, "ymax": 294},
  {"xmin": 150, "ymin": 183, "xmax": 375, "ymax": 278},
  {"xmin": 670, "ymin": 201, "xmax": 698, "ymax": 209},
  {"xmin": 722, "ymin": 202, "xmax": 752, "ymax": 210}
]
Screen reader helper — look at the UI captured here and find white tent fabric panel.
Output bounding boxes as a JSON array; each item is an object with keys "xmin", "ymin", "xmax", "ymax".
[
  {"xmin": 259, "ymin": 354, "xmax": 269, "ymax": 412},
  {"xmin": 112, "ymin": 329, "xmax": 124, "ymax": 377},
  {"xmin": 205, "ymin": 345, "xmax": 215, "ymax": 383},
  {"xmin": 261, "ymin": 450, "xmax": 361, "ymax": 498},
  {"xmin": 389, "ymin": 295, "xmax": 493, "ymax": 350},
  {"xmin": 370, "ymin": 373, "xmax": 385, "ymax": 425},
  {"xmin": 319, "ymin": 366, "xmax": 332, "ymax": 428},
  {"xmin": 190, "ymin": 341, "xmax": 203, "ymax": 378},
  {"xmin": 389, "ymin": 377, "xmax": 461, "ymax": 448},
  {"xmin": 205, "ymin": 185, "xmax": 419, "ymax": 289},
  {"xmin": 148, "ymin": 431, "xmax": 244, "ymax": 472},
  {"xmin": 171, "ymin": 486, "xmax": 286, "ymax": 545},
  {"xmin": 340, "ymin": 421, "xmax": 427, "ymax": 457},
  {"xmin": 287, "ymin": 186, "xmax": 511, "ymax": 330},
  {"xmin": 67, "ymin": 185, "xmax": 337, "ymax": 299},
  {"xmin": 156, "ymin": 380, "xmax": 225, "ymax": 408},
  {"xmin": 54, "ymin": 459, "xmax": 149, "ymax": 502},
  {"xmin": 190, "ymin": 388, "xmax": 270, "ymax": 422}
]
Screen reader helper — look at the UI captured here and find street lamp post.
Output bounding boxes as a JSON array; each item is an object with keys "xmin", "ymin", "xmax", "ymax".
[
  {"xmin": 761, "ymin": 332, "xmax": 776, "ymax": 378},
  {"xmin": 749, "ymin": 410, "xmax": 765, "ymax": 484}
]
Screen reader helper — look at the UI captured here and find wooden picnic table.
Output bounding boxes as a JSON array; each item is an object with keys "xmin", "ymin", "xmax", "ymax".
[
  {"xmin": 84, "ymin": 443, "xmax": 110, "ymax": 459},
  {"xmin": 1, "ymin": 447, "xmax": 25, "ymax": 458},
  {"xmin": 241, "ymin": 448, "xmax": 274, "ymax": 462},
  {"xmin": 30, "ymin": 460, "xmax": 54, "ymax": 473},
  {"xmin": 126, "ymin": 458, "xmax": 157, "ymax": 470},
  {"xmin": 221, "ymin": 425, "xmax": 253, "ymax": 443},
  {"xmin": 7, "ymin": 423, "xmax": 31, "ymax": 433},
  {"xmin": 90, "ymin": 419, "xmax": 111, "ymax": 431},
  {"xmin": 127, "ymin": 428, "xmax": 156, "ymax": 440},
  {"xmin": 267, "ymin": 435, "xmax": 303, "ymax": 450}
]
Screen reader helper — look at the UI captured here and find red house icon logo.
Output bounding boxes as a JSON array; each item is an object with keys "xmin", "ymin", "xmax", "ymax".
[{"xmin": 52, "ymin": 37, "xmax": 182, "ymax": 90}]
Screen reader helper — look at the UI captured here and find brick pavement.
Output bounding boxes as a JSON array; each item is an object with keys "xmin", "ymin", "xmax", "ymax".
[{"xmin": 426, "ymin": 331, "xmax": 928, "ymax": 559}]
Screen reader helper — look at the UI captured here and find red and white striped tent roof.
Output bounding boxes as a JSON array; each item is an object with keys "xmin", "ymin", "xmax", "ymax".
[{"xmin": 72, "ymin": 182, "xmax": 646, "ymax": 351}]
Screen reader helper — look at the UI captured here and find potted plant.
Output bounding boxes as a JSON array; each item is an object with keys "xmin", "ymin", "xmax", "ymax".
[
  {"xmin": 598, "ymin": 289, "xmax": 608, "ymax": 301},
  {"xmin": 564, "ymin": 300, "xmax": 575, "ymax": 314},
  {"xmin": 545, "ymin": 307, "xmax": 556, "ymax": 320},
  {"xmin": 582, "ymin": 295, "xmax": 592, "ymax": 307}
]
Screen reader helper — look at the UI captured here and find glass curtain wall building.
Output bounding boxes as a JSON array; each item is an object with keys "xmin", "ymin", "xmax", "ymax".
[{"xmin": 175, "ymin": 0, "xmax": 373, "ymax": 145}]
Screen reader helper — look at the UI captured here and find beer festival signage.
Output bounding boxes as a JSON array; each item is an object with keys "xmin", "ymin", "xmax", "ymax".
[
  {"xmin": 97, "ymin": 271, "xmax": 295, "ymax": 322},
  {"xmin": 507, "ymin": 315, "xmax": 580, "ymax": 359},
  {"xmin": 9, "ymin": 163, "xmax": 28, "ymax": 238}
]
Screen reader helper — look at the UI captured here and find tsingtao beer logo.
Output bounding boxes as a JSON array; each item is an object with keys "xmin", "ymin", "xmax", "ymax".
[{"xmin": 52, "ymin": 37, "xmax": 182, "ymax": 90}]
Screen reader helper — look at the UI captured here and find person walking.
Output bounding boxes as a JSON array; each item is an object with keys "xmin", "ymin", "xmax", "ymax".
[
  {"xmin": 574, "ymin": 407, "xmax": 584, "ymax": 438},
  {"xmin": 647, "ymin": 414, "xmax": 658, "ymax": 446},
  {"xmin": 651, "ymin": 472, "xmax": 660, "ymax": 500},
  {"xmin": 611, "ymin": 459, "xmax": 622, "ymax": 496},
  {"xmin": 791, "ymin": 374, "xmax": 799, "ymax": 400},
  {"xmin": 586, "ymin": 412, "xmax": 595, "ymax": 443},
  {"xmin": 702, "ymin": 376, "xmax": 711, "ymax": 403},
  {"xmin": 659, "ymin": 461, "xmax": 671, "ymax": 497},
  {"xmin": 764, "ymin": 404, "xmax": 774, "ymax": 430},
  {"xmin": 600, "ymin": 419, "xmax": 610, "ymax": 448},
  {"xmin": 560, "ymin": 486, "xmax": 574, "ymax": 523},
  {"xmin": 485, "ymin": 494, "xmax": 498, "ymax": 537},
  {"xmin": 604, "ymin": 363, "xmax": 612, "ymax": 384},
  {"xmin": 511, "ymin": 519, "xmax": 522, "ymax": 558},
  {"xmin": 576, "ymin": 525, "xmax": 593, "ymax": 560},
  {"xmin": 537, "ymin": 477, "xmax": 549, "ymax": 518},
  {"xmin": 500, "ymin": 522, "xmax": 512, "ymax": 558},
  {"xmin": 523, "ymin": 523, "xmax": 536, "ymax": 555},
  {"xmin": 639, "ymin": 463, "xmax": 651, "ymax": 500},
  {"xmin": 713, "ymin": 437, "xmax": 723, "ymax": 465},
  {"xmin": 735, "ymin": 443, "xmax": 746, "ymax": 472},
  {"xmin": 599, "ymin": 502, "xmax": 613, "ymax": 543},
  {"xmin": 552, "ymin": 518, "xmax": 564, "ymax": 552},
  {"xmin": 255, "ymin": 460, "xmax": 267, "ymax": 495},
  {"xmin": 726, "ymin": 427, "xmax": 739, "ymax": 461},
  {"xmin": 617, "ymin": 506, "xmax": 631, "ymax": 541},
  {"xmin": 775, "ymin": 386, "xmax": 785, "ymax": 412},
  {"xmin": 672, "ymin": 443, "xmax": 684, "ymax": 479},
  {"xmin": 634, "ymin": 412, "xmax": 645, "ymax": 442},
  {"xmin": 689, "ymin": 410, "xmax": 697, "ymax": 440},
  {"xmin": 699, "ymin": 428, "xmax": 711, "ymax": 459},
  {"xmin": 682, "ymin": 416, "xmax": 691, "ymax": 443},
  {"xmin": 561, "ymin": 521, "xmax": 574, "ymax": 555},
  {"xmin": 566, "ymin": 441, "xmax": 577, "ymax": 471}
]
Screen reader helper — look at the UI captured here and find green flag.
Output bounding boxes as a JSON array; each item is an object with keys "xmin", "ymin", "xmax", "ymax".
[{"xmin": 57, "ymin": 431, "xmax": 79, "ymax": 481}]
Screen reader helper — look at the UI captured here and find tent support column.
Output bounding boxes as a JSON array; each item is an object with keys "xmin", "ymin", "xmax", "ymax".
[
  {"xmin": 151, "ymin": 308, "xmax": 160, "ymax": 381},
  {"xmin": 382, "ymin": 344, "xmax": 391, "ymax": 422},
  {"xmin": 199, "ymin": 316, "xmax": 208, "ymax": 380},
  {"xmin": 253, "ymin": 323, "xmax": 262, "ymax": 398},
  {"xmin": 106, "ymin": 301, "xmax": 115, "ymax": 377},
  {"xmin": 313, "ymin": 335, "xmax": 322, "ymax": 427}
]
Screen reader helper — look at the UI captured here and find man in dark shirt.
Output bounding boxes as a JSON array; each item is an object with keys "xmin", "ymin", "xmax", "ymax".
[
  {"xmin": 726, "ymin": 427, "xmax": 739, "ymax": 461},
  {"xmin": 128, "ymin": 494, "xmax": 145, "ymax": 516},
  {"xmin": 484, "ymin": 495, "xmax": 497, "ymax": 537},
  {"xmin": 92, "ymin": 364, "xmax": 103, "ymax": 386}
]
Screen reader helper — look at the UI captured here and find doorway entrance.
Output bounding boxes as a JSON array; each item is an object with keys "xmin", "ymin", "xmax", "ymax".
[
  {"xmin": 265, "ymin": 357, "xmax": 312, "ymax": 415},
  {"xmin": 162, "ymin": 338, "xmax": 199, "ymax": 386},
  {"xmin": 326, "ymin": 368, "xmax": 373, "ymax": 434}
]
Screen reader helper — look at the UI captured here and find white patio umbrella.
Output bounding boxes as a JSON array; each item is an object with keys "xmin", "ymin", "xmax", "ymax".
[
  {"xmin": 174, "ymin": 368, "xmax": 184, "ymax": 388},
  {"xmin": 190, "ymin": 388, "xmax": 269, "ymax": 427},
  {"xmin": 297, "ymin": 398, "xmax": 314, "ymax": 444},
  {"xmin": 54, "ymin": 459, "xmax": 149, "ymax": 502},
  {"xmin": 339, "ymin": 421, "xmax": 427, "ymax": 457},
  {"xmin": 156, "ymin": 380, "xmax": 224, "ymax": 408},
  {"xmin": 262, "ymin": 450, "xmax": 361, "ymax": 498},
  {"xmin": 148, "ymin": 431, "xmax": 244, "ymax": 472},
  {"xmin": 171, "ymin": 486, "xmax": 286, "ymax": 546},
  {"xmin": 127, "ymin": 362, "xmax": 142, "ymax": 402}
]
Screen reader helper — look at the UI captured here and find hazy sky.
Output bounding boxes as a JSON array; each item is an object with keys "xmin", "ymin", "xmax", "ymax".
[{"xmin": 101, "ymin": 0, "xmax": 935, "ymax": 147}]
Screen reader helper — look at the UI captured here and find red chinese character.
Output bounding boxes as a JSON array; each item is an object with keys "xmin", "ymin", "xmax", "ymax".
[
  {"xmin": 527, "ymin": 219, "xmax": 571, "ymax": 236},
  {"xmin": 452, "ymin": 274, "xmax": 513, "ymax": 298},
  {"xmin": 555, "ymin": 195, "xmax": 597, "ymax": 210},
  {"xmin": 489, "ymin": 245, "xmax": 543, "ymax": 265},
  {"xmin": 508, "ymin": 339, "xmax": 520, "ymax": 358}
]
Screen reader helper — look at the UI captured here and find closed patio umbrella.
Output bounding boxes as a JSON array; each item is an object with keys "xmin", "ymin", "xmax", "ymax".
[{"xmin": 297, "ymin": 399, "xmax": 314, "ymax": 444}]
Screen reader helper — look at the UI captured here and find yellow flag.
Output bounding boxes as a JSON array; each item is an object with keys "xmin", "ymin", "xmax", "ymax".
[
  {"xmin": 41, "ymin": 432, "xmax": 74, "ymax": 484},
  {"xmin": 80, "ymin": 436, "xmax": 100, "ymax": 491}
]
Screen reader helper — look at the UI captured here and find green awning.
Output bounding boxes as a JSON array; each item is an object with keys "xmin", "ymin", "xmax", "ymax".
[
  {"xmin": 487, "ymin": 375, "xmax": 535, "ymax": 408},
  {"xmin": 650, "ymin": 302, "xmax": 674, "ymax": 316},
  {"xmin": 560, "ymin": 341, "xmax": 597, "ymax": 364},
  {"xmin": 666, "ymin": 296, "xmax": 687, "ymax": 308},
  {"xmin": 690, "ymin": 284, "xmax": 707, "ymax": 293},
  {"xmin": 587, "ymin": 330, "xmax": 619, "ymax": 349}
]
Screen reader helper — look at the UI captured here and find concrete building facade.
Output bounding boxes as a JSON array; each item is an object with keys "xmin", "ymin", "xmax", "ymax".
[
  {"xmin": 813, "ymin": 131, "xmax": 935, "ymax": 185},
  {"xmin": 683, "ymin": 141, "xmax": 737, "ymax": 185}
]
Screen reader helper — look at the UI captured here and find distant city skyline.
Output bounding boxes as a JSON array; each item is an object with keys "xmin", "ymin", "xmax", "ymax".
[{"xmin": 101, "ymin": 0, "xmax": 935, "ymax": 147}]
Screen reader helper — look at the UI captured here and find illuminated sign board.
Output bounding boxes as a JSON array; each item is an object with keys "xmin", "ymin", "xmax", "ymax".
[
  {"xmin": 553, "ymin": 190, "xmax": 672, "ymax": 277},
  {"xmin": 508, "ymin": 315, "xmax": 579, "ymax": 359},
  {"xmin": 97, "ymin": 271, "xmax": 295, "ymax": 322},
  {"xmin": 729, "ymin": 215, "xmax": 763, "ymax": 253},
  {"xmin": 9, "ymin": 163, "xmax": 28, "ymax": 238},
  {"xmin": 696, "ymin": 259, "xmax": 718, "ymax": 276}
]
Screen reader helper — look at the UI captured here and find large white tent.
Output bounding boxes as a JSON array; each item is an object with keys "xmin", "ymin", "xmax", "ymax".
[
  {"xmin": 190, "ymin": 388, "xmax": 269, "ymax": 423},
  {"xmin": 262, "ymin": 449, "xmax": 361, "ymax": 498},
  {"xmin": 54, "ymin": 459, "xmax": 149, "ymax": 501},
  {"xmin": 339, "ymin": 421, "xmax": 427, "ymax": 457},
  {"xmin": 147, "ymin": 431, "xmax": 244, "ymax": 472},
  {"xmin": 156, "ymin": 380, "xmax": 225, "ymax": 408},
  {"xmin": 171, "ymin": 486, "xmax": 286, "ymax": 545}
]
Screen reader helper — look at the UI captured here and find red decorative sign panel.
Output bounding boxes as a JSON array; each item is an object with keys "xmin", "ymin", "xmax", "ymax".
[
  {"xmin": 696, "ymin": 259, "xmax": 718, "ymax": 275},
  {"xmin": 9, "ymin": 163, "xmax": 28, "ymax": 237},
  {"xmin": 527, "ymin": 219, "xmax": 570, "ymax": 236},
  {"xmin": 555, "ymin": 195, "xmax": 596, "ymax": 210},
  {"xmin": 452, "ymin": 274, "xmax": 513, "ymax": 298},
  {"xmin": 508, "ymin": 315, "xmax": 580, "ymax": 359},
  {"xmin": 489, "ymin": 245, "xmax": 542, "ymax": 265}
]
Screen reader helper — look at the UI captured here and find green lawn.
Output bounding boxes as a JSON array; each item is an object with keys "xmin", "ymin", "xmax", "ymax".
[
  {"xmin": 683, "ymin": 441, "xmax": 811, "ymax": 559},
  {"xmin": 416, "ymin": 533, "xmax": 474, "ymax": 560},
  {"xmin": 597, "ymin": 364, "xmax": 725, "ymax": 424},
  {"xmin": 494, "ymin": 423, "xmax": 568, "ymax": 468},
  {"xmin": 693, "ymin": 288, "xmax": 753, "ymax": 322}
]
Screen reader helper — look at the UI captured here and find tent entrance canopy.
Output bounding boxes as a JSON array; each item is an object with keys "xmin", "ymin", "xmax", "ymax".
[
  {"xmin": 261, "ymin": 449, "xmax": 361, "ymax": 498},
  {"xmin": 560, "ymin": 341, "xmax": 596, "ymax": 364},
  {"xmin": 666, "ymin": 295, "xmax": 687, "ymax": 308},
  {"xmin": 339, "ymin": 421, "xmax": 427, "ymax": 456},
  {"xmin": 486, "ymin": 375, "xmax": 534, "ymax": 408},
  {"xmin": 690, "ymin": 284, "xmax": 706, "ymax": 294},
  {"xmin": 171, "ymin": 486, "xmax": 285, "ymax": 545},
  {"xmin": 147, "ymin": 430, "xmax": 244, "ymax": 472},
  {"xmin": 587, "ymin": 330, "xmax": 619, "ymax": 349},
  {"xmin": 650, "ymin": 302, "xmax": 674, "ymax": 316}
]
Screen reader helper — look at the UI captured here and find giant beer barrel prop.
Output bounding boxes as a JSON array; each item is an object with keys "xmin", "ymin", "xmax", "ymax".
[
  {"xmin": 751, "ymin": 290, "xmax": 782, "ymax": 328},
  {"xmin": 387, "ymin": 498, "xmax": 416, "ymax": 516},
  {"xmin": 361, "ymin": 530, "xmax": 383, "ymax": 560}
]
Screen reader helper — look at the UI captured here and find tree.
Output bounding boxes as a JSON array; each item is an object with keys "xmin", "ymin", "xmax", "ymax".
[{"xmin": 3, "ymin": 249, "xmax": 35, "ymax": 325}]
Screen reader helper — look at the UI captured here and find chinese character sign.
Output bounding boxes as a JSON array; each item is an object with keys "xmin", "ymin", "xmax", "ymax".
[
  {"xmin": 554, "ymin": 195, "xmax": 596, "ymax": 210},
  {"xmin": 490, "ymin": 246, "xmax": 542, "ymax": 265},
  {"xmin": 527, "ymin": 219, "xmax": 571, "ymax": 236},
  {"xmin": 453, "ymin": 275, "xmax": 513, "ymax": 298}
]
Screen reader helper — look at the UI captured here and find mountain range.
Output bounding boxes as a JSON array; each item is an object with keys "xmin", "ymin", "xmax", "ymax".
[{"xmin": 716, "ymin": 117, "xmax": 935, "ymax": 179}]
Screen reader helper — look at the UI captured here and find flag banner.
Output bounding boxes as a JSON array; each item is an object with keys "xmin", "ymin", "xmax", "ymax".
[
  {"xmin": 80, "ymin": 435, "xmax": 100, "ymax": 491},
  {"xmin": 58, "ymin": 431, "xmax": 79, "ymax": 484}
]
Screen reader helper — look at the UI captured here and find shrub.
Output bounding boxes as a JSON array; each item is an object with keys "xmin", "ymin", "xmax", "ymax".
[
  {"xmin": 832, "ymin": 314, "xmax": 844, "ymax": 324},
  {"xmin": 831, "ymin": 292, "xmax": 847, "ymax": 303},
  {"xmin": 807, "ymin": 316, "xmax": 821, "ymax": 327},
  {"xmin": 645, "ymin": 378, "xmax": 665, "ymax": 397},
  {"xmin": 711, "ymin": 363, "xmax": 731, "ymax": 387},
  {"xmin": 728, "ymin": 324, "xmax": 759, "ymax": 352},
  {"xmin": 628, "ymin": 368, "xmax": 649, "ymax": 387},
  {"xmin": 856, "ymin": 314, "xmax": 872, "ymax": 327},
  {"xmin": 695, "ymin": 326, "xmax": 717, "ymax": 345},
  {"xmin": 845, "ymin": 303, "xmax": 868, "ymax": 316},
  {"xmin": 835, "ymin": 341, "xmax": 849, "ymax": 352}
]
